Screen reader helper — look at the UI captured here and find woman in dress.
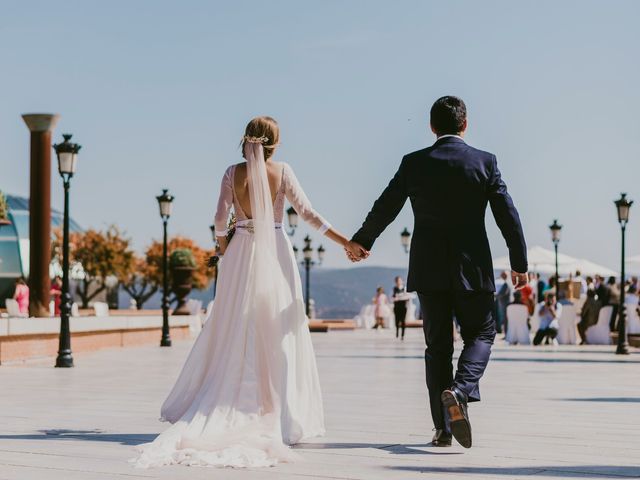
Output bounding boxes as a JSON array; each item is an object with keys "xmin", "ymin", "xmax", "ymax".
[
  {"xmin": 12, "ymin": 277, "xmax": 29, "ymax": 314},
  {"xmin": 372, "ymin": 286, "xmax": 389, "ymax": 329},
  {"xmin": 133, "ymin": 116, "xmax": 359, "ymax": 469}
]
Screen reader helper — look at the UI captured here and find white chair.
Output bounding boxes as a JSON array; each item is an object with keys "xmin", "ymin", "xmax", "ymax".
[
  {"xmin": 49, "ymin": 300, "xmax": 55, "ymax": 317},
  {"xmin": 5, "ymin": 299, "xmax": 27, "ymax": 318},
  {"xmin": 505, "ymin": 304, "xmax": 530, "ymax": 345},
  {"xmin": 353, "ymin": 304, "xmax": 376, "ymax": 329},
  {"xmin": 585, "ymin": 306, "xmax": 613, "ymax": 345},
  {"xmin": 626, "ymin": 304, "xmax": 640, "ymax": 334},
  {"xmin": 93, "ymin": 302, "xmax": 109, "ymax": 317},
  {"xmin": 186, "ymin": 299, "xmax": 203, "ymax": 316},
  {"xmin": 529, "ymin": 302, "xmax": 543, "ymax": 334},
  {"xmin": 557, "ymin": 304, "xmax": 578, "ymax": 345},
  {"xmin": 71, "ymin": 303, "xmax": 80, "ymax": 317}
]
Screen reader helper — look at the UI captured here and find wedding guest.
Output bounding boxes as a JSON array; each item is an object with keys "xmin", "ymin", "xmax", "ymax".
[
  {"xmin": 533, "ymin": 292, "xmax": 560, "ymax": 345},
  {"xmin": 586, "ymin": 276, "xmax": 595, "ymax": 292},
  {"xmin": 536, "ymin": 273, "xmax": 546, "ymax": 302},
  {"xmin": 520, "ymin": 273, "xmax": 535, "ymax": 314},
  {"xmin": 392, "ymin": 276, "xmax": 409, "ymax": 340},
  {"xmin": 595, "ymin": 275, "xmax": 609, "ymax": 305},
  {"xmin": 543, "ymin": 276, "xmax": 557, "ymax": 297},
  {"xmin": 624, "ymin": 284, "xmax": 639, "ymax": 307},
  {"xmin": 606, "ymin": 276, "xmax": 620, "ymax": 331},
  {"xmin": 574, "ymin": 270, "xmax": 588, "ymax": 296},
  {"xmin": 578, "ymin": 289, "xmax": 600, "ymax": 344},
  {"xmin": 50, "ymin": 276, "xmax": 63, "ymax": 315},
  {"xmin": 495, "ymin": 271, "xmax": 511, "ymax": 334},
  {"xmin": 12, "ymin": 277, "xmax": 29, "ymax": 314},
  {"xmin": 373, "ymin": 286, "xmax": 389, "ymax": 329}
]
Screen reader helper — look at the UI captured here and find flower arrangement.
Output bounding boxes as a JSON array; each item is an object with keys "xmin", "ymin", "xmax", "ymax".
[{"xmin": 208, "ymin": 212, "xmax": 236, "ymax": 268}]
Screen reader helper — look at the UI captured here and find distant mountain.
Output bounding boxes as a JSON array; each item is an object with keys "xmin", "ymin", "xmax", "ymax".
[{"xmin": 189, "ymin": 265, "xmax": 408, "ymax": 319}]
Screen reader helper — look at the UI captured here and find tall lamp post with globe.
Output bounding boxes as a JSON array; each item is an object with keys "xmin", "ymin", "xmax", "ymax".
[
  {"xmin": 52, "ymin": 134, "xmax": 81, "ymax": 368},
  {"xmin": 301, "ymin": 235, "xmax": 324, "ymax": 317},
  {"xmin": 156, "ymin": 189, "xmax": 174, "ymax": 347},
  {"xmin": 549, "ymin": 220, "xmax": 562, "ymax": 294},
  {"xmin": 614, "ymin": 193, "xmax": 633, "ymax": 355}
]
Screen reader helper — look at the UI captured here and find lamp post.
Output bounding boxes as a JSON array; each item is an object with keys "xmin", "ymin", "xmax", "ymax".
[
  {"xmin": 156, "ymin": 189, "xmax": 174, "ymax": 347},
  {"xmin": 400, "ymin": 227, "xmax": 412, "ymax": 254},
  {"xmin": 615, "ymin": 193, "xmax": 633, "ymax": 355},
  {"xmin": 52, "ymin": 134, "xmax": 81, "ymax": 368},
  {"xmin": 209, "ymin": 224, "xmax": 219, "ymax": 300},
  {"xmin": 286, "ymin": 207, "xmax": 298, "ymax": 236},
  {"xmin": 549, "ymin": 220, "xmax": 562, "ymax": 294},
  {"xmin": 299, "ymin": 235, "xmax": 324, "ymax": 317}
]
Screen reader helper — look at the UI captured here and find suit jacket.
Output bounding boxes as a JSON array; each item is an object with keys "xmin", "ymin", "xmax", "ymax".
[{"xmin": 352, "ymin": 137, "xmax": 528, "ymax": 293}]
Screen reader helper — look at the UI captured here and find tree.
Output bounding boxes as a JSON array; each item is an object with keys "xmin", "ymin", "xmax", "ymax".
[
  {"xmin": 52, "ymin": 226, "xmax": 136, "ymax": 308},
  {"xmin": 144, "ymin": 236, "xmax": 216, "ymax": 291},
  {"xmin": 121, "ymin": 257, "xmax": 159, "ymax": 309}
]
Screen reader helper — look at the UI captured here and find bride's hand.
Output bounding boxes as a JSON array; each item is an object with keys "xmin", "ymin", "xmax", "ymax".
[{"xmin": 216, "ymin": 237, "xmax": 228, "ymax": 256}]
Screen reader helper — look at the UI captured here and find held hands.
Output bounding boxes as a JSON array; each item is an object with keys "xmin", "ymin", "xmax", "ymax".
[
  {"xmin": 344, "ymin": 240, "xmax": 370, "ymax": 263},
  {"xmin": 511, "ymin": 271, "xmax": 528, "ymax": 290}
]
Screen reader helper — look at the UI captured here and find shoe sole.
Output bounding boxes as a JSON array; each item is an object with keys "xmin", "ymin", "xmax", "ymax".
[
  {"xmin": 441, "ymin": 390, "xmax": 472, "ymax": 448},
  {"xmin": 431, "ymin": 440, "xmax": 452, "ymax": 447}
]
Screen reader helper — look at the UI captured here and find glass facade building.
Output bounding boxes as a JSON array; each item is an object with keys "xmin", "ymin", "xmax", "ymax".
[{"xmin": 0, "ymin": 194, "xmax": 82, "ymax": 304}]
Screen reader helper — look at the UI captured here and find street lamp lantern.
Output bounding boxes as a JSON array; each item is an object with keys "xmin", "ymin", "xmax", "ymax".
[
  {"xmin": 400, "ymin": 227, "xmax": 411, "ymax": 253},
  {"xmin": 53, "ymin": 134, "xmax": 81, "ymax": 176},
  {"xmin": 292, "ymin": 245, "xmax": 299, "ymax": 261},
  {"xmin": 317, "ymin": 244, "xmax": 325, "ymax": 264},
  {"xmin": 286, "ymin": 206, "xmax": 298, "ymax": 236},
  {"xmin": 52, "ymin": 133, "xmax": 82, "ymax": 368},
  {"xmin": 157, "ymin": 189, "xmax": 174, "ymax": 347},
  {"xmin": 549, "ymin": 219, "xmax": 562, "ymax": 244},
  {"xmin": 614, "ymin": 193, "xmax": 633, "ymax": 355},
  {"xmin": 303, "ymin": 243, "xmax": 313, "ymax": 261},
  {"xmin": 615, "ymin": 193, "xmax": 632, "ymax": 225},
  {"xmin": 156, "ymin": 189, "xmax": 174, "ymax": 219}
]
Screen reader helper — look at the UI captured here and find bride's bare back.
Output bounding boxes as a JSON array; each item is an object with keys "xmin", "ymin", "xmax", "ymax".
[{"xmin": 232, "ymin": 161, "xmax": 284, "ymax": 219}]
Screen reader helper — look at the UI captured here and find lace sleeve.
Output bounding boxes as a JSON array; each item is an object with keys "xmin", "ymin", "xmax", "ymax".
[
  {"xmin": 283, "ymin": 163, "xmax": 331, "ymax": 234},
  {"xmin": 214, "ymin": 166, "xmax": 234, "ymax": 236}
]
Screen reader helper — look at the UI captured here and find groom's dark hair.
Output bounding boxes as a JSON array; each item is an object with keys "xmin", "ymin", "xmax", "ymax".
[{"xmin": 430, "ymin": 96, "xmax": 467, "ymax": 135}]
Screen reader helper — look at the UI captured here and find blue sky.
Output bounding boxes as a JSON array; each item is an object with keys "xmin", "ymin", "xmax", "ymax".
[{"xmin": 1, "ymin": 1, "xmax": 639, "ymax": 270}]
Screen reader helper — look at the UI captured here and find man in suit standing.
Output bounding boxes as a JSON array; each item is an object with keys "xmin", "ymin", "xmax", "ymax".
[{"xmin": 345, "ymin": 96, "xmax": 528, "ymax": 449}]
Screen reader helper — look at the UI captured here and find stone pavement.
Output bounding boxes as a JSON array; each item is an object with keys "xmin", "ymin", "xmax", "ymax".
[{"xmin": 1, "ymin": 328, "xmax": 639, "ymax": 479}]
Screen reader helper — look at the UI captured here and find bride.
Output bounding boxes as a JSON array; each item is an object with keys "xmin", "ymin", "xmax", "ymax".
[{"xmin": 133, "ymin": 116, "xmax": 358, "ymax": 468}]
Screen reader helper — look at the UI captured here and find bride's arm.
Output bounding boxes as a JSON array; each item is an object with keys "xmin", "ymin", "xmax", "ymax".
[
  {"xmin": 283, "ymin": 163, "xmax": 349, "ymax": 248},
  {"xmin": 213, "ymin": 167, "xmax": 234, "ymax": 255}
]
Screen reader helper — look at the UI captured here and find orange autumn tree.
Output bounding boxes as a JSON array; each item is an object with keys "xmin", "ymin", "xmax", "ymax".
[
  {"xmin": 128, "ymin": 236, "xmax": 215, "ymax": 309},
  {"xmin": 52, "ymin": 226, "xmax": 136, "ymax": 308}
]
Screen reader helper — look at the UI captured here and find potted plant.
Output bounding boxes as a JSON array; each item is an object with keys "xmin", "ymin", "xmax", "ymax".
[
  {"xmin": 170, "ymin": 248, "xmax": 196, "ymax": 315},
  {"xmin": 0, "ymin": 191, "xmax": 10, "ymax": 225}
]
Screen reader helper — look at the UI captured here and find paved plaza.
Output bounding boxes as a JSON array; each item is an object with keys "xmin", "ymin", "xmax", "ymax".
[{"xmin": 1, "ymin": 328, "xmax": 639, "ymax": 479}]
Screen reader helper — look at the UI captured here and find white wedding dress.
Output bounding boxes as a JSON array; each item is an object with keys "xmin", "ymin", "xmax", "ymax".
[{"xmin": 133, "ymin": 143, "xmax": 331, "ymax": 468}]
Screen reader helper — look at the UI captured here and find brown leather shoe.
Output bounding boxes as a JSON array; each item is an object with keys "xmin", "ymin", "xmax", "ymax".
[
  {"xmin": 441, "ymin": 388, "xmax": 472, "ymax": 448},
  {"xmin": 431, "ymin": 429, "xmax": 452, "ymax": 447}
]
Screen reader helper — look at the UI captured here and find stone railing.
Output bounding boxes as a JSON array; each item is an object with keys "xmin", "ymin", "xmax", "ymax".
[{"xmin": 0, "ymin": 314, "xmax": 201, "ymax": 365}]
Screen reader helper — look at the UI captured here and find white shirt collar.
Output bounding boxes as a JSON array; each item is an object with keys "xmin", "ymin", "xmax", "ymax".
[{"xmin": 437, "ymin": 134, "xmax": 464, "ymax": 141}]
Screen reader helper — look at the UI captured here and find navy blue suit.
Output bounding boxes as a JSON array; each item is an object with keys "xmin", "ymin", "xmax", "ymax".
[{"xmin": 352, "ymin": 136, "xmax": 528, "ymax": 431}]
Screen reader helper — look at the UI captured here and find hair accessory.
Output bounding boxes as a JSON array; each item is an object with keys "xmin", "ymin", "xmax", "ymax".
[{"xmin": 244, "ymin": 135, "xmax": 270, "ymax": 144}]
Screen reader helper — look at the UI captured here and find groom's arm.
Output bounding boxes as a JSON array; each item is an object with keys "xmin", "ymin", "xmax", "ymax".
[
  {"xmin": 488, "ymin": 155, "xmax": 528, "ymax": 274},
  {"xmin": 352, "ymin": 158, "xmax": 408, "ymax": 250}
]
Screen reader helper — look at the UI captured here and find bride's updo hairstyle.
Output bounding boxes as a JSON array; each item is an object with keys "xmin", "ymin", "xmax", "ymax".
[{"xmin": 242, "ymin": 116, "xmax": 280, "ymax": 160}]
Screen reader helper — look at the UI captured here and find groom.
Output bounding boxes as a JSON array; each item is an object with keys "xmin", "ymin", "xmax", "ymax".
[{"xmin": 345, "ymin": 96, "xmax": 528, "ymax": 449}]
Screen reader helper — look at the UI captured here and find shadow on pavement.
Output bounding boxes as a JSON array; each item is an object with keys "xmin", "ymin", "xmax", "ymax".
[
  {"xmin": 561, "ymin": 397, "xmax": 640, "ymax": 403},
  {"xmin": 294, "ymin": 442, "xmax": 462, "ymax": 455},
  {"xmin": 387, "ymin": 465, "xmax": 640, "ymax": 477},
  {"xmin": 0, "ymin": 429, "xmax": 157, "ymax": 446}
]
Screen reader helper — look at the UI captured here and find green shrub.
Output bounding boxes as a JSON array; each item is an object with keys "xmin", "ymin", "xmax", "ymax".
[{"xmin": 170, "ymin": 248, "xmax": 196, "ymax": 269}]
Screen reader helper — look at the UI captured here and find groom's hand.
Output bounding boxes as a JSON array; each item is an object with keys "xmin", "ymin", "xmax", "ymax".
[
  {"xmin": 511, "ymin": 271, "xmax": 528, "ymax": 290},
  {"xmin": 344, "ymin": 241, "xmax": 369, "ymax": 262}
]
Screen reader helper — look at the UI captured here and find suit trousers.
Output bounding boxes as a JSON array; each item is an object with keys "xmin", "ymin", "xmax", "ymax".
[{"xmin": 418, "ymin": 291, "xmax": 496, "ymax": 431}]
